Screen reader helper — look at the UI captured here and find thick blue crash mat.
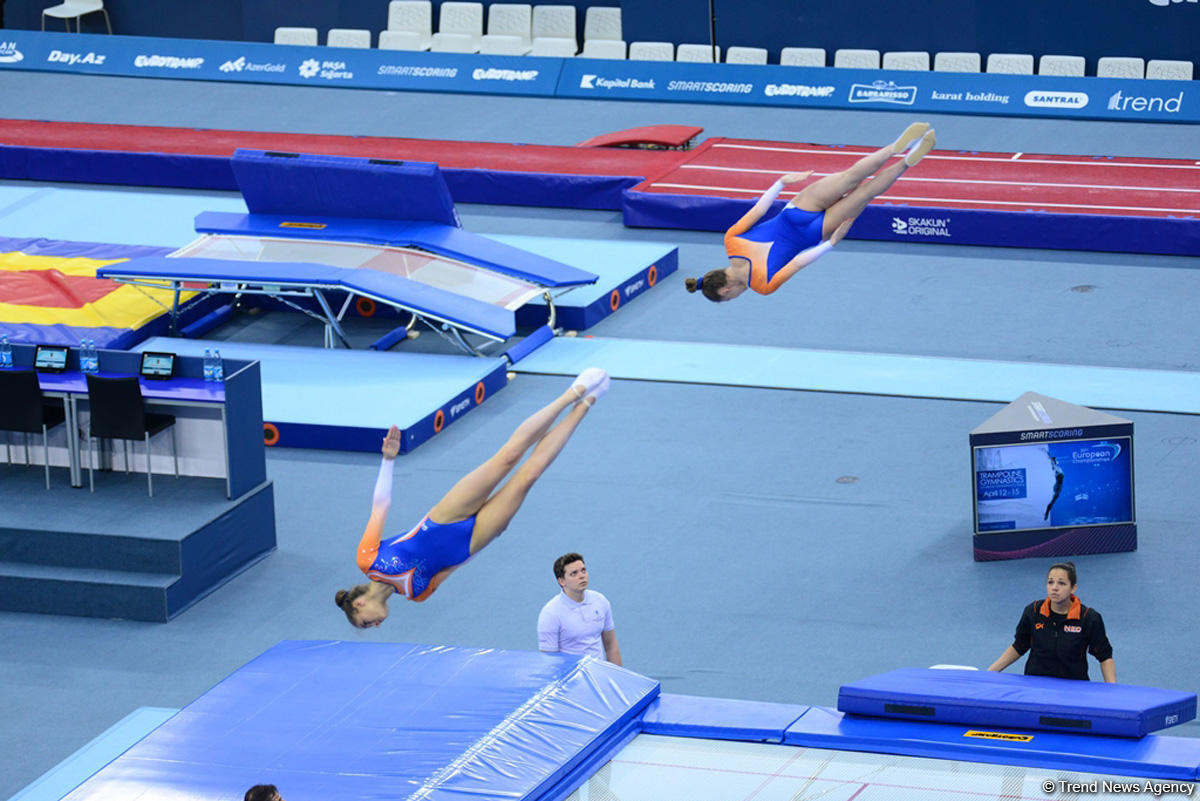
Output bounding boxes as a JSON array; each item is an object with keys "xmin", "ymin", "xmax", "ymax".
[
  {"xmin": 838, "ymin": 668, "xmax": 1197, "ymax": 738},
  {"xmin": 63, "ymin": 641, "xmax": 659, "ymax": 801}
]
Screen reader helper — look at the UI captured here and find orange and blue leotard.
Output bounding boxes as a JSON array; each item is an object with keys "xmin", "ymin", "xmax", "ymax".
[
  {"xmin": 356, "ymin": 513, "xmax": 475, "ymax": 601},
  {"xmin": 725, "ymin": 206, "xmax": 826, "ymax": 295}
]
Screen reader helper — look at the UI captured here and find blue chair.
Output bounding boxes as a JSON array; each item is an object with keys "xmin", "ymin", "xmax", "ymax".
[
  {"xmin": 85, "ymin": 374, "xmax": 177, "ymax": 497},
  {"xmin": 0, "ymin": 369, "xmax": 67, "ymax": 489}
]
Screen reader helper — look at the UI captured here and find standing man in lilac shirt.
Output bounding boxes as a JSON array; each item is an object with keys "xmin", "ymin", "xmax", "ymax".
[{"xmin": 537, "ymin": 552, "xmax": 622, "ymax": 665}]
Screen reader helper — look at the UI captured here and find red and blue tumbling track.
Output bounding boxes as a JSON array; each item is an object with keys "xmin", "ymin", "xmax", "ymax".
[{"xmin": 3, "ymin": 118, "xmax": 1199, "ymax": 256}]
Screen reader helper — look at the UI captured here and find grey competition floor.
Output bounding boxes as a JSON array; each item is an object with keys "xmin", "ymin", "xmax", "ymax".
[{"xmin": 1, "ymin": 70, "xmax": 1199, "ymax": 800}]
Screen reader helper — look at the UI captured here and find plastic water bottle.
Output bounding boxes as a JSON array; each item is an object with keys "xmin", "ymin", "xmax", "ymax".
[
  {"xmin": 0, "ymin": 335, "xmax": 11, "ymax": 368},
  {"xmin": 80, "ymin": 339, "xmax": 92, "ymax": 373},
  {"xmin": 86, "ymin": 339, "xmax": 99, "ymax": 373},
  {"xmin": 203, "ymin": 349, "xmax": 214, "ymax": 382},
  {"xmin": 212, "ymin": 349, "xmax": 224, "ymax": 382}
]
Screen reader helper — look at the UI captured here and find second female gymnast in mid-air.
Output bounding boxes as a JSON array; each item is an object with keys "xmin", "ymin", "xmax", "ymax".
[
  {"xmin": 685, "ymin": 121, "xmax": 937, "ymax": 302},
  {"xmin": 334, "ymin": 368, "xmax": 610, "ymax": 628}
]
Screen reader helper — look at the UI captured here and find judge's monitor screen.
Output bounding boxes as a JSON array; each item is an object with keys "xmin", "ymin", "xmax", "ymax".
[{"xmin": 973, "ymin": 437, "xmax": 1134, "ymax": 534}]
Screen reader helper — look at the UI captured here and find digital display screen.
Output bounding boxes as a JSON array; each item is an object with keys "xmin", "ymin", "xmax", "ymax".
[
  {"xmin": 140, "ymin": 351, "xmax": 176, "ymax": 379},
  {"xmin": 973, "ymin": 437, "xmax": 1134, "ymax": 533},
  {"xmin": 33, "ymin": 345, "xmax": 68, "ymax": 371}
]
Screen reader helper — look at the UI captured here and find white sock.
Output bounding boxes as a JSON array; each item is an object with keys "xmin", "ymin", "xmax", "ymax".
[
  {"xmin": 585, "ymin": 374, "xmax": 611, "ymax": 405},
  {"xmin": 572, "ymin": 367, "xmax": 607, "ymax": 398}
]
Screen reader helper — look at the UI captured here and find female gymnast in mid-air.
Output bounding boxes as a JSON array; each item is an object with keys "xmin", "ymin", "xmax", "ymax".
[
  {"xmin": 334, "ymin": 368, "xmax": 610, "ymax": 628},
  {"xmin": 684, "ymin": 121, "xmax": 937, "ymax": 302}
]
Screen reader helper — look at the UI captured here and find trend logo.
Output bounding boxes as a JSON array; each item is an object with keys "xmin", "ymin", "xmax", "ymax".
[
  {"xmin": 299, "ymin": 59, "xmax": 320, "ymax": 78},
  {"xmin": 580, "ymin": 74, "xmax": 596, "ymax": 89},
  {"xmin": 1108, "ymin": 89, "xmax": 1183, "ymax": 113},
  {"xmin": 0, "ymin": 42, "xmax": 24, "ymax": 63}
]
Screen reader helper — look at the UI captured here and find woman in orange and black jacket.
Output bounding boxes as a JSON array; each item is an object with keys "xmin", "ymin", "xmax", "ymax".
[{"xmin": 988, "ymin": 561, "xmax": 1116, "ymax": 682}]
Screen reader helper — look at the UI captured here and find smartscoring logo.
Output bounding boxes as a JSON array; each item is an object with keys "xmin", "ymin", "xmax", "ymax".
[
  {"xmin": 579, "ymin": 74, "xmax": 655, "ymax": 90},
  {"xmin": 134, "ymin": 54, "xmax": 204, "ymax": 69},
  {"xmin": 849, "ymin": 80, "xmax": 916, "ymax": 105},
  {"xmin": 0, "ymin": 42, "xmax": 26, "ymax": 63},
  {"xmin": 1108, "ymin": 89, "xmax": 1183, "ymax": 113},
  {"xmin": 1024, "ymin": 91, "xmax": 1089, "ymax": 109},
  {"xmin": 472, "ymin": 67, "xmax": 539, "ymax": 81},
  {"xmin": 764, "ymin": 83, "xmax": 835, "ymax": 98}
]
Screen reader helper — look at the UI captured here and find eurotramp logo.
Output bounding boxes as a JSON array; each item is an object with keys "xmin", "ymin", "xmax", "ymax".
[{"xmin": 849, "ymin": 80, "xmax": 916, "ymax": 105}]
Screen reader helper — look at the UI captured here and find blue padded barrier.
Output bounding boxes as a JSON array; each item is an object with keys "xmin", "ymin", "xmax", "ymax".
[
  {"xmin": 838, "ymin": 668, "xmax": 1197, "ymax": 738},
  {"xmin": 640, "ymin": 693, "xmax": 810, "ymax": 743},
  {"xmin": 232, "ymin": 149, "xmax": 461, "ymax": 228},
  {"xmin": 99, "ymin": 256, "xmax": 518, "ymax": 340},
  {"xmin": 194, "ymin": 211, "xmax": 598, "ymax": 289},
  {"xmin": 503, "ymin": 324, "xmax": 555, "ymax": 365},
  {"xmin": 61, "ymin": 641, "xmax": 659, "ymax": 801},
  {"xmin": 785, "ymin": 705, "xmax": 1200, "ymax": 781}
]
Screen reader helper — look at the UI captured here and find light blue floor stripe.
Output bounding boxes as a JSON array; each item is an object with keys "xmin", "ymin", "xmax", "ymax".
[
  {"xmin": 513, "ymin": 336, "xmax": 1200, "ymax": 415},
  {"xmin": 7, "ymin": 707, "xmax": 177, "ymax": 801},
  {"xmin": 139, "ymin": 338, "xmax": 505, "ymax": 427},
  {"xmin": 0, "ymin": 182, "xmax": 247, "ymax": 247}
]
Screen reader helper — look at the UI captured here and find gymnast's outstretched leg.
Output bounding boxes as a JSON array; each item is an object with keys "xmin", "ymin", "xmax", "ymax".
[
  {"xmin": 468, "ymin": 373, "xmax": 610, "ymax": 554},
  {"xmin": 791, "ymin": 122, "xmax": 934, "ymax": 214},
  {"xmin": 428, "ymin": 367, "xmax": 607, "ymax": 527}
]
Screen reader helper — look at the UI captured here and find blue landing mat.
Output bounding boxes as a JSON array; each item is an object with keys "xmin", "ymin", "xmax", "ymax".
[
  {"xmin": 60, "ymin": 641, "xmax": 658, "ymax": 801},
  {"xmin": 510, "ymin": 336, "xmax": 1200, "ymax": 415},
  {"xmin": 137, "ymin": 338, "xmax": 508, "ymax": 452}
]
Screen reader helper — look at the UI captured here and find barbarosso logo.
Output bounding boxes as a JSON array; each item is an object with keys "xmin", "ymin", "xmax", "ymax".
[
  {"xmin": 472, "ymin": 67, "xmax": 539, "ymax": 81},
  {"xmin": 764, "ymin": 83, "xmax": 835, "ymax": 98},
  {"xmin": 1025, "ymin": 91, "xmax": 1089, "ymax": 109},
  {"xmin": 0, "ymin": 42, "xmax": 24, "ymax": 63},
  {"xmin": 849, "ymin": 80, "xmax": 916, "ymax": 105},
  {"xmin": 1108, "ymin": 89, "xmax": 1183, "ymax": 113},
  {"xmin": 219, "ymin": 56, "xmax": 285, "ymax": 74},
  {"xmin": 1071, "ymin": 442, "xmax": 1121, "ymax": 463},
  {"xmin": 134, "ymin": 54, "xmax": 204, "ymax": 69},
  {"xmin": 579, "ymin": 74, "xmax": 655, "ymax": 90}
]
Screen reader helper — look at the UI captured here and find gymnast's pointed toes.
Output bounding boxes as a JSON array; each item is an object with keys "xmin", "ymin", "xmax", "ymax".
[
  {"xmin": 893, "ymin": 122, "xmax": 931, "ymax": 153},
  {"xmin": 905, "ymin": 130, "xmax": 936, "ymax": 166}
]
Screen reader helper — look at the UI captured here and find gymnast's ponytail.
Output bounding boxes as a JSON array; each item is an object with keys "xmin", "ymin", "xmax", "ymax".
[{"xmin": 685, "ymin": 269, "xmax": 728, "ymax": 303}]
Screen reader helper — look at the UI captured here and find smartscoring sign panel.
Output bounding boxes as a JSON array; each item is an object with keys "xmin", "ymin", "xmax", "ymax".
[{"xmin": 2, "ymin": 30, "xmax": 1197, "ymax": 124}]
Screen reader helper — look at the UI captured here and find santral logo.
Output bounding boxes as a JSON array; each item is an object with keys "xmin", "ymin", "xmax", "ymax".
[
  {"xmin": 0, "ymin": 42, "xmax": 24, "ymax": 63},
  {"xmin": 1024, "ymin": 91, "xmax": 1088, "ymax": 109}
]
